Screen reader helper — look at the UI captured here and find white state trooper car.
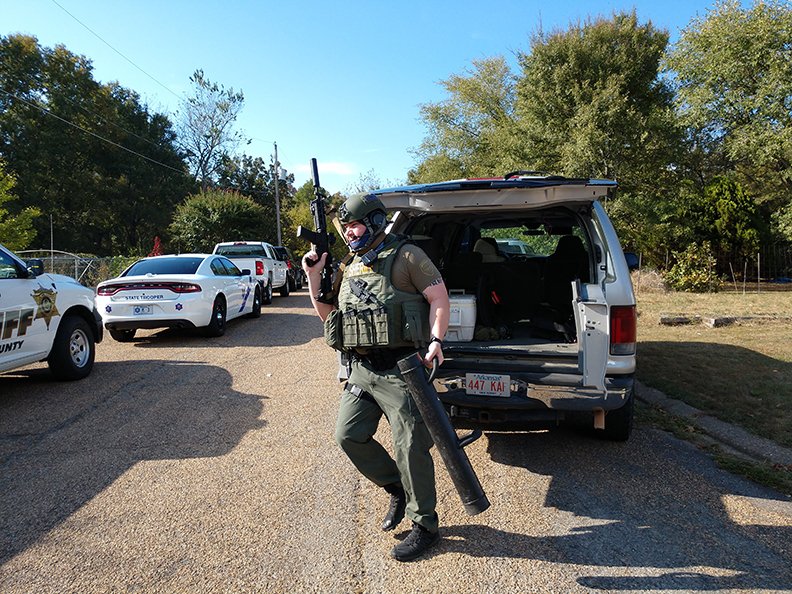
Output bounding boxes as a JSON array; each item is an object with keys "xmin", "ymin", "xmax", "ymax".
[
  {"xmin": 95, "ymin": 253, "xmax": 261, "ymax": 342},
  {"xmin": 0, "ymin": 243, "xmax": 103, "ymax": 380}
]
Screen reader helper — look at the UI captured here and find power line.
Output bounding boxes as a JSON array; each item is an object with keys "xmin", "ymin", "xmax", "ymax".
[
  {"xmin": 1, "ymin": 54, "xmax": 166, "ymax": 151},
  {"xmin": 49, "ymin": 0, "xmax": 182, "ymax": 101},
  {"xmin": 0, "ymin": 87, "xmax": 189, "ymax": 177}
]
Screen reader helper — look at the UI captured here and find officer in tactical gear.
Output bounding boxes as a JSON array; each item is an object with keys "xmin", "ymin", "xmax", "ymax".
[{"xmin": 302, "ymin": 192, "xmax": 450, "ymax": 562}]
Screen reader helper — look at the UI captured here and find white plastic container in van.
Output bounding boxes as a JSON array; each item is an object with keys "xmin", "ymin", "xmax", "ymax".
[{"xmin": 445, "ymin": 293, "xmax": 476, "ymax": 342}]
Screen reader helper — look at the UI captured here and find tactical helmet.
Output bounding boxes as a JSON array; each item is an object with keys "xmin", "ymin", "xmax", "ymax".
[{"xmin": 338, "ymin": 193, "xmax": 388, "ymax": 252}]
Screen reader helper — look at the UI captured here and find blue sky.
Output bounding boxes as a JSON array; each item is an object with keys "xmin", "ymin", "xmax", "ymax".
[{"xmin": 3, "ymin": 0, "xmax": 722, "ymax": 194}]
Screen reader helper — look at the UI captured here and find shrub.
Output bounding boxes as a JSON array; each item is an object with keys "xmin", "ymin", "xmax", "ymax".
[{"xmin": 664, "ymin": 241, "xmax": 720, "ymax": 292}]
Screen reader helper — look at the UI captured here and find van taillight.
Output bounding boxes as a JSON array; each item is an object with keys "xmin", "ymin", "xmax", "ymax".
[
  {"xmin": 256, "ymin": 261, "xmax": 264, "ymax": 275},
  {"xmin": 610, "ymin": 305, "xmax": 636, "ymax": 355}
]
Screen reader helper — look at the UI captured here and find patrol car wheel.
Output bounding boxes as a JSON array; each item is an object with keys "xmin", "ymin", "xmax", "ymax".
[
  {"xmin": 109, "ymin": 329, "xmax": 136, "ymax": 342},
  {"xmin": 262, "ymin": 279, "xmax": 273, "ymax": 305},
  {"xmin": 279, "ymin": 279, "xmax": 290, "ymax": 297},
  {"xmin": 247, "ymin": 287, "xmax": 262, "ymax": 318},
  {"xmin": 47, "ymin": 315, "xmax": 95, "ymax": 381},
  {"xmin": 205, "ymin": 297, "xmax": 227, "ymax": 337}
]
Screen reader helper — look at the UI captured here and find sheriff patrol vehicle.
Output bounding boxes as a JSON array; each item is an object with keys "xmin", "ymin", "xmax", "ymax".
[{"xmin": 0, "ymin": 243, "xmax": 103, "ymax": 380}]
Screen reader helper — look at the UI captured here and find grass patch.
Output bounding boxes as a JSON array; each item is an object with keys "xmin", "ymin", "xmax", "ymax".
[
  {"xmin": 712, "ymin": 454, "xmax": 792, "ymax": 497},
  {"xmin": 636, "ymin": 402, "xmax": 792, "ymax": 496},
  {"xmin": 636, "ymin": 291, "xmax": 792, "ymax": 448}
]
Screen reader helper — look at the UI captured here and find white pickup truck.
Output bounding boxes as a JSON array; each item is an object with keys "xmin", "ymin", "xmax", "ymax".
[
  {"xmin": 0, "ymin": 243, "xmax": 103, "ymax": 380},
  {"xmin": 212, "ymin": 241, "xmax": 289, "ymax": 303}
]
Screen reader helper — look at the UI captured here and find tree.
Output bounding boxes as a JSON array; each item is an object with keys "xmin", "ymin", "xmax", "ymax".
[
  {"xmin": 0, "ymin": 34, "xmax": 190, "ymax": 255},
  {"xmin": 0, "ymin": 159, "xmax": 40, "ymax": 250},
  {"xmin": 168, "ymin": 189, "xmax": 269, "ymax": 253},
  {"xmin": 515, "ymin": 12, "xmax": 682, "ymax": 199},
  {"xmin": 665, "ymin": 0, "xmax": 792, "ymax": 221},
  {"xmin": 702, "ymin": 176, "xmax": 762, "ymax": 259},
  {"xmin": 410, "ymin": 57, "xmax": 521, "ymax": 182},
  {"xmin": 216, "ymin": 153, "xmax": 297, "ymax": 244},
  {"xmin": 177, "ymin": 69, "xmax": 246, "ymax": 191},
  {"xmin": 410, "ymin": 14, "xmax": 685, "ymax": 266}
]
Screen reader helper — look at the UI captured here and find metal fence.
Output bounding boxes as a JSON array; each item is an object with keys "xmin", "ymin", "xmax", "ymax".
[
  {"xmin": 714, "ymin": 242, "xmax": 792, "ymax": 284},
  {"xmin": 17, "ymin": 251, "xmax": 136, "ymax": 288}
]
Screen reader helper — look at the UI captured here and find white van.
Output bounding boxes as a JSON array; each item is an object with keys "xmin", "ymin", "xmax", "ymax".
[{"xmin": 374, "ymin": 173, "xmax": 637, "ymax": 440}]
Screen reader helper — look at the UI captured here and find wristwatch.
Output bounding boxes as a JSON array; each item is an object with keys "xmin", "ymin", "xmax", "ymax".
[{"xmin": 429, "ymin": 336, "xmax": 444, "ymax": 348}]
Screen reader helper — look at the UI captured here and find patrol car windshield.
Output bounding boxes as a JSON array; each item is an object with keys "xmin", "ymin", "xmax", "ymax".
[{"xmin": 124, "ymin": 257, "xmax": 204, "ymax": 276}]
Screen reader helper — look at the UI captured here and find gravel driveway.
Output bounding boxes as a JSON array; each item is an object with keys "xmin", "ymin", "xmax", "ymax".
[{"xmin": 1, "ymin": 292, "xmax": 790, "ymax": 592}]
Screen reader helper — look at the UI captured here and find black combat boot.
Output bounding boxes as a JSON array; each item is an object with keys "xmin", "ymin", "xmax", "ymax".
[
  {"xmin": 381, "ymin": 483, "xmax": 406, "ymax": 531},
  {"xmin": 390, "ymin": 522, "xmax": 440, "ymax": 562}
]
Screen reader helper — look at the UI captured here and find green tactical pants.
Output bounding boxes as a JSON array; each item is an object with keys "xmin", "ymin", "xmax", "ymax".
[{"xmin": 335, "ymin": 359, "xmax": 438, "ymax": 533}]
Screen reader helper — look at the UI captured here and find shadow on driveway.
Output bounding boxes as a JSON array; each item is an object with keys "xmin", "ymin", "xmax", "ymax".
[
  {"xmin": 468, "ymin": 427, "xmax": 792, "ymax": 590},
  {"xmin": 0, "ymin": 360, "xmax": 265, "ymax": 564}
]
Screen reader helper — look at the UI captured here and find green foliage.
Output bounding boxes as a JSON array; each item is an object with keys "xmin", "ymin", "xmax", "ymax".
[
  {"xmin": 515, "ymin": 11, "xmax": 681, "ymax": 196},
  {"xmin": 216, "ymin": 153, "xmax": 296, "ymax": 243},
  {"xmin": 771, "ymin": 203, "xmax": 792, "ymax": 241},
  {"xmin": 410, "ymin": 57, "xmax": 521, "ymax": 181},
  {"xmin": 168, "ymin": 189, "xmax": 269, "ymax": 252},
  {"xmin": 703, "ymin": 176, "xmax": 761, "ymax": 258},
  {"xmin": 411, "ymin": 12, "xmax": 686, "ymax": 268},
  {"xmin": 664, "ymin": 241, "xmax": 720, "ymax": 292},
  {"xmin": 666, "ymin": 0, "xmax": 792, "ymax": 213},
  {"xmin": 0, "ymin": 34, "xmax": 191, "ymax": 256},
  {"xmin": 0, "ymin": 159, "xmax": 40, "ymax": 250},
  {"xmin": 93, "ymin": 255, "xmax": 140, "ymax": 284}
]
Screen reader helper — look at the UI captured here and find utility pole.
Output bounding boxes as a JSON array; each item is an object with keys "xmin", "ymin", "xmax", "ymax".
[{"xmin": 273, "ymin": 142, "xmax": 282, "ymax": 246}]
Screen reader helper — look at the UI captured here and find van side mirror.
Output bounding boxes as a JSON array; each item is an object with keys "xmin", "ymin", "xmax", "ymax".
[
  {"xmin": 624, "ymin": 252, "xmax": 639, "ymax": 271},
  {"xmin": 25, "ymin": 258, "xmax": 44, "ymax": 277}
]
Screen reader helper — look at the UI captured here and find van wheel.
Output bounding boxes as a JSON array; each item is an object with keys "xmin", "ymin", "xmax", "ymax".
[
  {"xmin": 205, "ymin": 297, "xmax": 227, "ymax": 337},
  {"xmin": 262, "ymin": 280, "xmax": 273, "ymax": 305},
  {"xmin": 279, "ymin": 280, "xmax": 290, "ymax": 297},
  {"xmin": 109, "ymin": 329, "xmax": 136, "ymax": 342},
  {"xmin": 247, "ymin": 287, "xmax": 262, "ymax": 318},
  {"xmin": 597, "ymin": 393, "xmax": 634, "ymax": 442},
  {"xmin": 47, "ymin": 315, "xmax": 95, "ymax": 380}
]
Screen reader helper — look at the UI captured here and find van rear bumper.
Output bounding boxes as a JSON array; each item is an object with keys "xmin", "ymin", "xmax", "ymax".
[{"xmin": 435, "ymin": 374, "xmax": 634, "ymax": 414}]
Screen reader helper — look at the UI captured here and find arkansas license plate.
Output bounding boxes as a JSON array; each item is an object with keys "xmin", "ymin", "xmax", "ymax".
[
  {"xmin": 465, "ymin": 373, "xmax": 510, "ymax": 397},
  {"xmin": 132, "ymin": 305, "xmax": 153, "ymax": 315}
]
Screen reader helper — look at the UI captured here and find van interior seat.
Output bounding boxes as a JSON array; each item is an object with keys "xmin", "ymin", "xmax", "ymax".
[
  {"xmin": 473, "ymin": 237, "xmax": 506, "ymax": 263},
  {"xmin": 540, "ymin": 234, "xmax": 590, "ymax": 314},
  {"xmin": 441, "ymin": 251, "xmax": 483, "ymax": 293}
]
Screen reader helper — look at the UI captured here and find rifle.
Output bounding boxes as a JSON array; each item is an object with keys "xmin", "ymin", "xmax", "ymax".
[{"xmin": 296, "ymin": 158, "xmax": 336, "ymax": 304}]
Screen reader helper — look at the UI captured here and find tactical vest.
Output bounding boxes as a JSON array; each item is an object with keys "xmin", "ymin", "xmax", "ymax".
[{"xmin": 325, "ymin": 236, "xmax": 430, "ymax": 351}]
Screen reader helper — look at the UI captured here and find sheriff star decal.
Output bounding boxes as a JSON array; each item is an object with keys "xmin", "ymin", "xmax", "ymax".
[{"xmin": 31, "ymin": 287, "xmax": 60, "ymax": 329}]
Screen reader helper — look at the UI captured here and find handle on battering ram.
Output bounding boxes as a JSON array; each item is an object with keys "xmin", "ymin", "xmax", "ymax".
[
  {"xmin": 296, "ymin": 157, "xmax": 335, "ymax": 304},
  {"xmin": 397, "ymin": 353, "xmax": 491, "ymax": 515}
]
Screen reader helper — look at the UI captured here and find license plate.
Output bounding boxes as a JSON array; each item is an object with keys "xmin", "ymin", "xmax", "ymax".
[
  {"xmin": 465, "ymin": 373, "xmax": 510, "ymax": 397},
  {"xmin": 132, "ymin": 305, "xmax": 153, "ymax": 315}
]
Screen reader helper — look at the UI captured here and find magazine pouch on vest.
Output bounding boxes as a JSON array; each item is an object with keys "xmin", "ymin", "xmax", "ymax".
[
  {"xmin": 324, "ymin": 308, "xmax": 344, "ymax": 351},
  {"xmin": 401, "ymin": 300, "xmax": 427, "ymax": 348}
]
